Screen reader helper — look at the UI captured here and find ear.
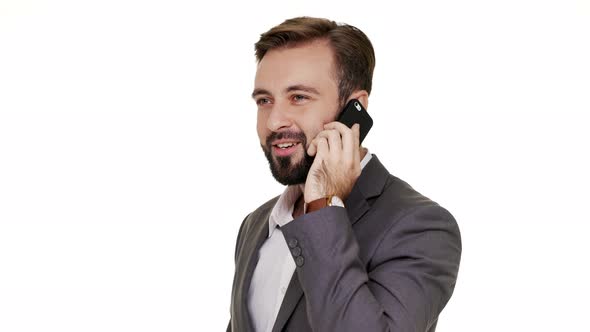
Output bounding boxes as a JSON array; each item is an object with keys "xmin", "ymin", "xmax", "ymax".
[{"xmin": 346, "ymin": 90, "xmax": 369, "ymax": 109}]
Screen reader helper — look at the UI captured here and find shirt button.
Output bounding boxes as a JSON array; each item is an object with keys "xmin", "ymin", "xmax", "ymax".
[{"xmin": 281, "ymin": 287, "xmax": 287, "ymax": 294}]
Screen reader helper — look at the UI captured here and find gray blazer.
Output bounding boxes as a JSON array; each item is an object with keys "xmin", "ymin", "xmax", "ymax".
[{"xmin": 227, "ymin": 154, "xmax": 461, "ymax": 332}]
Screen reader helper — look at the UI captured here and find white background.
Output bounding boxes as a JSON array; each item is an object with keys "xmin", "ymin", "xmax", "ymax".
[{"xmin": 1, "ymin": 0, "xmax": 589, "ymax": 331}]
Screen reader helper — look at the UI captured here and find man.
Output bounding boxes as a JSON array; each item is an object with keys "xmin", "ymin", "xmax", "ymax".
[{"xmin": 227, "ymin": 17, "xmax": 461, "ymax": 332}]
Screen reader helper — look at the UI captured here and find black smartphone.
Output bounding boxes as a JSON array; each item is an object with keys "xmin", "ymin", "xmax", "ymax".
[{"xmin": 336, "ymin": 99, "xmax": 373, "ymax": 144}]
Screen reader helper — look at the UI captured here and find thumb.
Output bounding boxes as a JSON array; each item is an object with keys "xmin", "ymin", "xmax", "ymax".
[{"xmin": 307, "ymin": 141, "xmax": 316, "ymax": 156}]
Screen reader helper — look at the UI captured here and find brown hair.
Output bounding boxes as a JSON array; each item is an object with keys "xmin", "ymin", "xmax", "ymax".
[{"xmin": 254, "ymin": 17, "xmax": 376, "ymax": 108}]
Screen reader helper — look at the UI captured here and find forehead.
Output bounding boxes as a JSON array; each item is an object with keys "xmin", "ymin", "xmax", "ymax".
[{"xmin": 254, "ymin": 40, "xmax": 338, "ymax": 94}]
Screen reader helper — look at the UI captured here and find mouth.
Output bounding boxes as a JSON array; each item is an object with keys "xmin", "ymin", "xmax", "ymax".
[{"xmin": 272, "ymin": 142, "xmax": 301, "ymax": 157}]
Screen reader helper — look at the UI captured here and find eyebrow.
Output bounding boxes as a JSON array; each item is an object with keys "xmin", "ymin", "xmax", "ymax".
[{"xmin": 251, "ymin": 84, "xmax": 321, "ymax": 99}]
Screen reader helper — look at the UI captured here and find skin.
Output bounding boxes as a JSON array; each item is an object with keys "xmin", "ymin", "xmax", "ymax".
[{"xmin": 253, "ymin": 39, "xmax": 369, "ymax": 216}]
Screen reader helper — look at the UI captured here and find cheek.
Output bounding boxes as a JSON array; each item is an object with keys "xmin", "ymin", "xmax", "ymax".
[
  {"xmin": 256, "ymin": 115, "xmax": 267, "ymax": 141},
  {"xmin": 257, "ymin": 128, "xmax": 267, "ymax": 145},
  {"xmin": 302, "ymin": 108, "xmax": 334, "ymax": 132},
  {"xmin": 303, "ymin": 128, "xmax": 321, "ymax": 148}
]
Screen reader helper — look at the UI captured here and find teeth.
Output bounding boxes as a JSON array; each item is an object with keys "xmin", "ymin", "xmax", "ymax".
[{"xmin": 277, "ymin": 142, "xmax": 296, "ymax": 148}]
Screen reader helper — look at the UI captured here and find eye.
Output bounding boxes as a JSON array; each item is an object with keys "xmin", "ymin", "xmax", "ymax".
[
  {"xmin": 292, "ymin": 94, "xmax": 309, "ymax": 102},
  {"xmin": 256, "ymin": 97, "xmax": 271, "ymax": 106}
]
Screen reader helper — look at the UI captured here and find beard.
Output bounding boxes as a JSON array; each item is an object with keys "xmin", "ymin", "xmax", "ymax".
[{"xmin": 261, "ymin": 131, "xmax": 315, "ymax": 186}]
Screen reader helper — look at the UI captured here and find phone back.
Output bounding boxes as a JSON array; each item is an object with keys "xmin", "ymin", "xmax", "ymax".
[{"xmin": 336, "ymin": 99, "xmax": 373, "ymax": 144}]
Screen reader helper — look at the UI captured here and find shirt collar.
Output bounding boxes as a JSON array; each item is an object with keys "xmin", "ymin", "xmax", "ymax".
[{"xmin": 267, "ymin": 148, "xmax": 373, "ymax": 238}]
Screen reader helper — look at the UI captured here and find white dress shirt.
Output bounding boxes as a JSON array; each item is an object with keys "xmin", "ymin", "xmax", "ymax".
[{"xmin": 247, "ymin": 148, "xmax": 373, "ymax": 332}]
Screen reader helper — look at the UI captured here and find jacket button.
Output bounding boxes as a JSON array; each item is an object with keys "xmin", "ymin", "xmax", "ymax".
[
  {"xmin": 291, "ymin": 246, "xmax": 302, "ymax": 257},
  {"xmin": 295, "ymin": 256, "xmax": 305, "ymax": 267},
  {"xmin": 287, "ymin": 238, "xmax": 298, "ymax": 249}
]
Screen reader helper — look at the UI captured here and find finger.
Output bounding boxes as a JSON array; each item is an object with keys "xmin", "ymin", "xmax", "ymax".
[
  {"xmin": 307, "ymin": 138, "xmax": 317, "ymax": 156},
  {"xmin": 323, "ymin": 121, "xmax": 350, "ymax": 132},
  {"xmin": 325, "ymin": 129, "xmax": 342, "ymax": 154},
  {"xmin": 324, "ymin": 121, "xmax": 351, "ymax": 149},
  {"xmin": 314, "ymin": 129, "xmax": 342, "ymax": 150},
  {"xmin": 308, "ymin": 129, "xmax": 334, "ymax": 156},
  {"xmin": 316, "ymin": 137, "xmax": 329, "ymax": 159},
  {"xmin": 325, "ymin": 121, "xmax": 356, "ymax": 161}
]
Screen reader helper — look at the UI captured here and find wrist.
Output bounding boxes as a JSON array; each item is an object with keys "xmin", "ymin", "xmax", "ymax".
[{"xmin": 304, "ymin": 195, "xmax": 344, "ymax": 214}]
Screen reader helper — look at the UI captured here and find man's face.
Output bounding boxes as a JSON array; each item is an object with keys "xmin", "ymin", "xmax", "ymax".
[{"xmin": 253, "ymin": 40, "xmax": 341, "ymax": 186}]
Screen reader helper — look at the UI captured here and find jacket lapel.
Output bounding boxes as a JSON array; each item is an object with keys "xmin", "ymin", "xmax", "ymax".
[
  {"xmin": 345, "ymin": 154, "xmax": 389, "ymax": 225},
  {"xmin": 235, "ymin": 202, "xmax": 276, "ymax": 332},
  {"xmin": 271, "ymin": 271, "xmax": 304, "ymax": 332},
  {"xmin": 270, "ymin": 154, "xmax": 390, "ymax": 331}
]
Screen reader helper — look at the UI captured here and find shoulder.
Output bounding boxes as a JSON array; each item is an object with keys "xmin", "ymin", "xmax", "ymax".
[
  {"xmin": 243, "ymin": 195, "xmax": 280, "ymax": 228},
  {"xmin": 381, "ymin": 173, "xmax": 455, "ymax": 216},
  {"xmin": 373, "ymin": 174, "xmax": 461, "ymax": 245},
  {"xmin": 360, "ymin": 154, "xmax": 456, "ymax": 226},
  {"xmin": 374, "ymin": 174, "xmax": 462, "ymax": 265},
  {"xmin": 234, "ymin": 194, "xmax": 280, "ymax": 247}
]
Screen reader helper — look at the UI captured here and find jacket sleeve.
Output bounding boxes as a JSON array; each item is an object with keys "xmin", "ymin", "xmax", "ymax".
[{"xmin": 279, "ymin": 204, "xmax": 462, "ymax": 332}]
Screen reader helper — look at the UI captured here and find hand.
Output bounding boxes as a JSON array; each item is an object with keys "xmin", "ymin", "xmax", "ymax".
[{"xmin": 304, "ymin": 122, "xmax": 362, "ymax": 203}]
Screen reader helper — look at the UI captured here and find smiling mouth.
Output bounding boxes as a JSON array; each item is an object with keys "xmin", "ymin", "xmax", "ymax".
[{"xmin": 272, "ymin": 142, "xmax": 301, "ymax": 156}]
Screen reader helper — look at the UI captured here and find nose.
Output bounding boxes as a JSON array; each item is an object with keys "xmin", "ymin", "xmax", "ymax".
[{"xmin": 266, "ymin": 102, "xmax": 295, "ymax": 132}]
